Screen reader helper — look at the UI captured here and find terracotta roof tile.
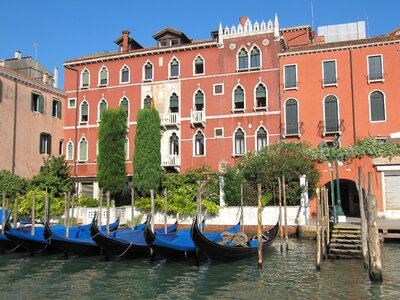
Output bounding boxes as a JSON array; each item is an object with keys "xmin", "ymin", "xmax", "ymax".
[
  {"xmin": 65, "ymin": 39, "xmax": 216, "ymax": 64},
  {"xmin": 283, "ymin": 34, "xmax": 400, "ymax": 53}
]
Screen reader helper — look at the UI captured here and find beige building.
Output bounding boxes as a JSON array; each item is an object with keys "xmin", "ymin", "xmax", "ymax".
[{"xmin": 0, "ymin": 54, "xmax": 66, "ymax": 178}]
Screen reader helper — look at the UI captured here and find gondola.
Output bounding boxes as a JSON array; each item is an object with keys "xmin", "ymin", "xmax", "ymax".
[
  {"xmin": 3, "ymin": 216, "xmax": 62, "ymax": 253},
  {"xmin": 0, "ymin": 210, "xmax": 17, "ymax": 252},
  {"xmin": 144, "ymin": 220, "xmax": 240, "ymax": 260},
  {"xmin": 43, "ymin": 219, "xmax": 119, "ymax": 255},
  {"xmin": 191, "ymin": 215, "xmax": 279, "ymax": 261},
  {"xmin": 90, "ymin": 216, "xmax": 177, "ymax": 258}
]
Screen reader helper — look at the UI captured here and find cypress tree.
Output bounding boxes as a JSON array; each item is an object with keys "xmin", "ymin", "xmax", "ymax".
[
  {"xmin": 133, "ymin": 108, "xmax": 163, "ymax": 196},
  {"xmin": 97, "ymin": 108, "xmax": 127, "ymax": 197}
]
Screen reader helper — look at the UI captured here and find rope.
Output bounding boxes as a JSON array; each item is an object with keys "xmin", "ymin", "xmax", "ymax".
[
  {"xmin": 220, "ymin": 231, "xmax": 249, "ymax": 247},
  {"xmin": 6, "ymin": 244, "xmax": 21, "ymax": 254},
  {"xmin": 118, "ymin": 242, "xmax": 133, "ymax": 257}
]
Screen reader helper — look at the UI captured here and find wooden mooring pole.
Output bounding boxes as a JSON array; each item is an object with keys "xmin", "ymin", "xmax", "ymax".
[
  {"xmin": 316, "ymin": 188, "xmax": 321, "ymax": 270},
  {"xmin": 13, "ymin": 197, "xmax": 18, "ymax": 228},
  {"xmin": 366, "ymin": 172, "xmax": 383, "ymax": 282},
  {"xmin": 320, "ymin": 187, "xmax": 326, "ymax": 260},
  {"xmin": 196, "ymin": 185, "xmax": 202, "ymax": 232},
  {"xmin": 1, "ymin": 193, "xmax": 5, "ymax": 232},
  {"xmin": 65, "ymin": 192, "xmax": 70, "ymax": 238},
  {"xmin": 278, "ymin": 177, "xmax": 283, "ymax": 252},
  {"xmin": 357, "ymin": 167, "xmax": 369, "ymax": 269},
  {"xmin": 45, "ymin": 188, "xmax": 49, "ymax": 224},
  {"xmin": 283, "ymin": 176, "xmax": 289, "ymax": 251},
  {"xmin": 164, "ymin": 188, "xmax": 168, "ymax": 234},
  {"xmin": 31, "ymin": 192, "xmax": 35, "ymax": 236},
  {"xmin": 98, "ymin": 189, "xmax": 103, "ymax": 227},
  {"xmin": 106, "ymin": 191, "xmax": 110, "ymax": 235},
  {"xmin": 71, "ymin": 193, "xmax": 75, "ymax": 225},
  {"xmin": 323, "ymin": 187, "xmax": 330, "ymax": 258},
  {"xmin": 150, "ymin": 189, "xmax": 155, "ymax": 233},
  {"xmin": 240, "ymin": 184, "xmax": 244, "ymax": 233},
  {"xmin": 131, "ymin": 188, "xmax": 135, "ymax": 230},
  {"xmin": 257, "ymin": 183, "xmax": 262, "ymax": 269}
]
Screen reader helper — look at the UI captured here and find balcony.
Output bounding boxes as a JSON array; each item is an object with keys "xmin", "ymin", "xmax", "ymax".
[
  {"xmin": 190, "ymin": 109, "xmax": 205, "ymax": 127},
  {"xmin": 161, "ymin": 155, "xmax": 180, "ymax": 171},
  {"xmin": 318, "ymin": 119, "xmax": 344, "ymax": 137},
  {"xmin": 160, "ymin": 112, "xmax": 180, "ymax": 128},
  {"xmin": 280, "ymin": 122, "xmax": 303, "ymax": 138}
]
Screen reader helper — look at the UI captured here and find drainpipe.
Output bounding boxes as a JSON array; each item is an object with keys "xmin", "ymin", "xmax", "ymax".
[
  {"xmin": 65, "ymin": 66, "xmax": 79, "ymax": 195},
  {"xmin": 11, "ymin": 79, "xmax": 18, "ymax": 173},
  {"xmin": 349, "ymin": 48, "xmax": 357, "ymax": 144}
]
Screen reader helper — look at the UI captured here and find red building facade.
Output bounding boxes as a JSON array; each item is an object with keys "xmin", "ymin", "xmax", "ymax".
[
  {"xmin": 63, "ymin": 17, "xmax": 400, "ymax": 218},
  {"xmin": 63, "ymin": 16, "xmax": 282, "ymax": 199},
  {"xmin": 279, "ymin": 28, "xmax": 400, "ymax": 218}
]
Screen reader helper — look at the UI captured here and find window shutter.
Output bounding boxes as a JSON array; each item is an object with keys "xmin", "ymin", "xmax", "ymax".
[
  {"xmin": 79, "ymin": 140, "xmax": 88, "ymax": 161},
  {"xmin": 285, "ymin": 65, "xmax": 296, "ymax": 88},
  {"xmin": 38, "ymin": 95, "xmax": 44, "ymax": 113},
  {"xmin": 195, "ymin": 91, "xmax": 204, "ymax": 105},
  {"xmin": 370, "ymin": 92, "xmax": 385, "ymax": 121},
  {"xmin": 120, "ymin": 98, "xmax": 129, "ymax": 114},
  {"xmin": 67, "ymin": 142, "xmax": 73, "ymax": 160},
  {"xmin": 31, "ymin": 93, "xmax": 36, "ymax": 111},
  {"xmin": 256, "ymin": 85, "xmax": 266, "ymax": 98},
  {"xmin": 170, "ymin": 94, "xmax": 179, "ymax": 109},
  {"xmin": 82, "ymin": 71, "xmax": 89, "ymax": 86},
  {"xmin": 369, "ymin": 56, "xmax": 382, "ymax": 80},
  {"xmin": 323, "ymin": 61, "xmax": 336, "ymax": 84},
  {"xmin": 57, "ymin": 102, "xmax": 62, "ymax": 119},
  {"xmin": 324, "ymin": 96, "xmax": 339, "ymax": 131},
  {"xmin": 285, "ymin": 99, "xmax": 298, "ymax": 134},
  {"xmin": 81, "ymin": 102, "xmax": 88, "ymax": 116},
  {"xmin": 144, "ymin": 96, "xmax": 151, "ymax": 108},
  {"xmin": 0, "ymin": 80, "xmax": 3, "ymax": 103},
  {"xmin": 47, "ymin": 134, "xmax": 52, "ymax": 154},
  {"xmin": 234, "ymin": 87, "xmax": 244, "ymax": 103}
]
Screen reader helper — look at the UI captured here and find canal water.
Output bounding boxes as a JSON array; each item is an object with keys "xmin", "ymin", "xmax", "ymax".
[{"xmin": 0, "ymin": 240, "xmax": 398, "ymax": 299}]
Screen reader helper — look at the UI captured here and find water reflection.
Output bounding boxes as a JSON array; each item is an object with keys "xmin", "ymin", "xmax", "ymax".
[{"xmin": 0, "ymin": 240, "xmax": 398, "ymax": 299}]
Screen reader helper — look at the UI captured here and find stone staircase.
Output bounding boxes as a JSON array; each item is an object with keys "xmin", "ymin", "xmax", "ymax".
[{"xmin": 329, "ymin": 224, "xmax": 362, "ymax": 259}]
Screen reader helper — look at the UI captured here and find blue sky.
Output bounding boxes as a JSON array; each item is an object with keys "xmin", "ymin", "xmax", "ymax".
[{"xmin": 0, "ymin": 0, "xmax": 398, "ymax": 88}]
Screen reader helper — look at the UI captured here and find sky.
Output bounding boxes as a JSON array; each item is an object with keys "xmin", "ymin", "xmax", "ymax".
[{"xmin": 0, "ymin": 0, "xmax": 398, "ymax": 88}]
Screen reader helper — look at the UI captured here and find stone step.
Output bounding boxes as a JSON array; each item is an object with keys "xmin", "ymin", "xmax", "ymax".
[
  {"xmin": 329, "ymin": 243, "xmax": 362, "ymax": 250},
  {"xmin": 331, "ymin": 233, "xmax": 361, "ymax": 239},
  {"xmin": 328, "ymin": 254, "xmax": 362, "ymax": 259},
  {"xmin": 330, "ymin": 238, "xmax": 362, "ymax": 244},
  {"xmin": 334, "ymin": 224, "xmax": 361, "ymax": 230},
  {"xmin": 329, "ymin": 248, "xmax": 362, "ymax": 255},
  {"xmin": 332, "ymin": 229, "xmax": 361, "ymax": 234}
]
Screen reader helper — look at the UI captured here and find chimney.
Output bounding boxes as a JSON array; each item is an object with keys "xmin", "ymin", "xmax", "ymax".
[
  {"xmin": 122, "ymin": 30, "xmax": 130, "ymax": 52},
  {"xmin": 53, "ymin": 67, "xmax": 59, "ymax": 88},
  {"xmin": 14, "ymin": 50, "xmax": 21, "ymax": 59},
  {"xmin": 239, "ymin": 16, "xmax": 248, "ymax": 26}
]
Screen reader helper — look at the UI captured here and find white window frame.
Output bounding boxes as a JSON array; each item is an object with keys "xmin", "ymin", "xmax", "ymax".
[
  {"xmin": 249, "ymin": 44, "xmax": 262, "ymax": 69},
  {"xmin": 193, "ymin": 130, "xmax": 206, "ymax": 157},
  {"xmin": 232, "ymin": 127, "xmax": 246, "ymax": 156},
  {"xmin": 322, "ymin": 59, "xmax": 338, "ymax": 87},
  {"xmin": 168, "ymin": 56, "xmax": 180, "ymax": 79},
  {"xmin": 322, "ymin": 94, "xmax": 341, "ymax": 134},
  {"xmin": 253, "ymin": 81, "xmax": 268, "ymax": 111},
  {"xmin": 213, "ymin": 83, "xmax": 224, "ymax": 95},
  {"xmin": 367, "ymin": 54, "xmax": 384, "ymax": 83},
  {"xmin": 80, "ymin": 68, "xmax": 90, "ymax": 89},
  {"xmin": 125, "ymin": 138, "xmax": 129, "ymax": 160},
  {"xmin": 237, "ymin": 47, "xmax": 249, "ymax": 71},
  {"xmin": 284, "ymin": 98, "xmax": 300, "ymax": 136},
  {"xmin": 232, "ymin": 83, "xmax": 246, "ymax": 112},
  {"xmin": 119, "ymin": 64, "xmax": 130, "ymax": 84},
  {"xmin": 143, "ymin": 60, "xmax": 154, "ymax": 82},
  {"xmin": 78, "ymin": 136, "xmax": 89, "ymax": 162},
  {"xmin": 193, "ymin": 54, "xmax": 205, "ymax": 76},
  {"xmin": 368, "ymin": 90, "xmax": 387, "ymax": 123},
  {"xmin": 97, "ymin": 98, "xmax": 108, "ymax": 123},
  {"xmin": 66, "ymin": 140, "xmax": 74, "ymax": 160},
  {"xmin": 214, "ymin": 127, "xmax": 224, "ymax": 138},
  {"xmin": 80, "ymin": 100, "xmax": 89, "ymax": 124},
  {"xmin": 68, "ymin": 97, "xmax": 76, "ymax": 109},
  {"xmin": 283, "ymin": 64, "xmax": 298, "ymax": 90},
  {"xmin": 98, "ymin": 65, "xmax": 109, "ymax": 87},
  {"xmin": 255, "ymin": 125, "xmax": 269, "ymax": 152}
]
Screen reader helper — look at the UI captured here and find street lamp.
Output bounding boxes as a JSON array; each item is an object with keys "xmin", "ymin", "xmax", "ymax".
[{"xmin": 333, "ymin": 135, "xmax": 345, "ymax": 218}]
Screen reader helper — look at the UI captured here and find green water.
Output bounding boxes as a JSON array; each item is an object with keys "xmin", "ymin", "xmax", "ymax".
[{"xmin": 0, "ymin": 240, "xmax": 398, "ymax": 299}]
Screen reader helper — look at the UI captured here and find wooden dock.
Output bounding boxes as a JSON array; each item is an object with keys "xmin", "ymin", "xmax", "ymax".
[{"xmin": 377, "ymin": 219, "xmax": 400, "ymax": 241}]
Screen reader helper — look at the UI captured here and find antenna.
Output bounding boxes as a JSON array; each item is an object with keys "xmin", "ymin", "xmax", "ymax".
[{"xmin": 33, "ymin": 43, "xmax": 39, "ymax": 61}]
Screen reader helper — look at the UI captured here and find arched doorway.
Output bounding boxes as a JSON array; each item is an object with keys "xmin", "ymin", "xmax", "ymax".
[{"xmin": 324, "ymin": 179, "xmax": 360, "ymax": 217}]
